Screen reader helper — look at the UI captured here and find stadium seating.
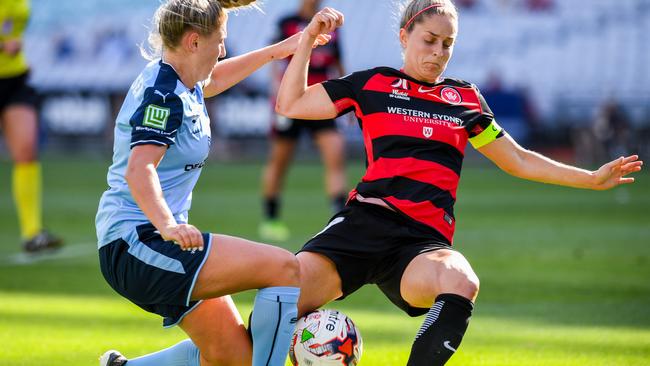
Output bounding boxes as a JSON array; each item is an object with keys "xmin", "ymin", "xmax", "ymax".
[{"xmin": 25, "ymin": 0, "xmax": 649, "ymax": 134}]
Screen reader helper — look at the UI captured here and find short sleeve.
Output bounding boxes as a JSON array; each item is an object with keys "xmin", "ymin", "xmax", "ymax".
[
  {"xmin": 129, "ymin": 87, "xmax": 184, "ymax": 148},
  {"xmin": 321, "ymin": 70, "xmax": 372, "ymax": 117},
  {"xmin": 466, "ymin": 86, "xmax": 506, "ymax": 149}
]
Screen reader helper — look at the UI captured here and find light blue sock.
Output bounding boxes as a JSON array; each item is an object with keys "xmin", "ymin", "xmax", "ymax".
[
  {"xmin": 126, "ymin": 339, "xmax": 200, "ymax": 366},
  {"xmin": 251, "ymin": 286, "xmax": 300, "ymax": 366}
]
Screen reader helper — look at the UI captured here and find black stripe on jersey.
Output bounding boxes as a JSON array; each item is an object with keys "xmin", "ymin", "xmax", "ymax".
[
  {"xmin": 357, "ymin": 177, "xmax": 455, "ymax": 218},
  {"xmin": 372, "ymin": 136, "xmax": 463, "ymax": 176}
]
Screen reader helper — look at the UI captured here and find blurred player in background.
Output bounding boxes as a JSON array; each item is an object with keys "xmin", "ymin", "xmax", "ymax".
[
  {"xmin": 95, "ymin": 1, "xmax": 332, "ymax": 365},
  {"xmin": 276, "ymin": 2, "xmax": 643, "ymax": 365},
  {"xmin": 260, "ymin": 0, "xmax": 347, "ymax": 242},
  {"xmin": 0, "ymin": 0, "xmax": 63, "ymax": 253}
]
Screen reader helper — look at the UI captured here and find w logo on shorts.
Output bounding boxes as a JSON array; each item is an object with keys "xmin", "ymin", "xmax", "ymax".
[{"xmin": 143, "ymin": 104, "xmax": 170, "ymax": 130}]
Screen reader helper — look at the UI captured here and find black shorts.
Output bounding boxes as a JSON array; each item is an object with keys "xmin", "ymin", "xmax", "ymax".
[
  {"xmin": 272, "ymin": 115, "xmax": 337, "ymax": 140},
  {"xmin": 98, "ymin": 223, "xmax": 212, "ymax": 327},
  {"xmin": 0, "ymin": 72, "xmax": 38, "ymax": 111},
  {"xmin": 299, "ymin": 200, "xmax": 452, "ymax": 317}
]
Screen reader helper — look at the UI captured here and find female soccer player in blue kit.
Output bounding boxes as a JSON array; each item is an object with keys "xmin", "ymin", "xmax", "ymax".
[
  {"xmin": 95, "ymin": 1, "xmax": 329, "ymax": 365},
  {"xmin": 275, "ymin": 1, "xmax": 643, "ymax": 365}
]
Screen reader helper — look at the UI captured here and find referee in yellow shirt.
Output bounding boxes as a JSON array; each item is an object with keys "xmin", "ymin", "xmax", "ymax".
[{"xmin": 1, "ymin": 0, "xmax": 62, "ymax": 252}]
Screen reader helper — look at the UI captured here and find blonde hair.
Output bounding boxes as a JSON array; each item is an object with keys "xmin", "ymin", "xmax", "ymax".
[
  {"xmin": 142, "ymin": 0, "xmax": 257, "ymax": 60},
  {"xmin": 399, "ymin": 0, "xmax": 458, "ymax": 33}
]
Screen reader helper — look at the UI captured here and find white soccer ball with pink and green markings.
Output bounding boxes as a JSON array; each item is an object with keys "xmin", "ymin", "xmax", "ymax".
[{"xmin": 289, "ymin": 309, "xmax": 363, "ymax": 366}]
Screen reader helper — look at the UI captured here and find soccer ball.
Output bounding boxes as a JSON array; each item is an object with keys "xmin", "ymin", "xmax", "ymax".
[{"xmin": 289, "ymin": 309, "xmax": 363, "ymax": 366}]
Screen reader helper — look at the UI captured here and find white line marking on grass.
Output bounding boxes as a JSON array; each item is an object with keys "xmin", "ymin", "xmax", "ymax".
[{"xmin": 0, "ymin": 243, "xmax": 95, "ymax": 266}]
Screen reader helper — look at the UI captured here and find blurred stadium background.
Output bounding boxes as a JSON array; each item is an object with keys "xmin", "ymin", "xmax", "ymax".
[
  {"xmin": 18, "ymin": 0, "xmax": 650, "ymax": 159},
  {"xmin": 0, "ymin": 0, "xmax": 649, "ymax": 365}
]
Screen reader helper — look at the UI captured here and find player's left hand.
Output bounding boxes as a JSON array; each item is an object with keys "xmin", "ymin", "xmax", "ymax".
[
  {"xmin": 274, "ymin": 31, "xmax": 332, "ymax": 59},
  {"xmin": 591, "ymin": 155, "xmax": 643, "ymax": 190}
]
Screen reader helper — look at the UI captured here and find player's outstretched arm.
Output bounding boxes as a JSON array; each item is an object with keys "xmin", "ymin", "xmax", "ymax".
[
  {"xmin": 276, "ymin": 7, "xmax": 344, "ymax": 120},
  {"xmin": 478, "ymin": 134, "xmax": 643, "ymax": 190},
  {"xmin": 204, "ymin": 30, "xmax": 331, "ymax": 98},
  {"xmin": 126, "ymin": 145, "xmax": 204, "ymax": 250}
]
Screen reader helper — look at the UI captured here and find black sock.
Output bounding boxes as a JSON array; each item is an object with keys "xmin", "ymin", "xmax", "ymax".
[
  {"xmin": 331, "ymin": 193, "xmax": 347, "ymax": 213},
  {"xmin": 264, "ymin": 197, "xmax": 279, "ymax": 220},
  {"xmin": 406, "ymin": 293, "xmax": 474, "ymax": 366}
]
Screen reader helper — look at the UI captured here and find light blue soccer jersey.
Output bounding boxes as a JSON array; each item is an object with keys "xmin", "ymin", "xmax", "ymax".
[{"xmin": 96, "ymin": 60, "xmax": 211, "ymax": 247}]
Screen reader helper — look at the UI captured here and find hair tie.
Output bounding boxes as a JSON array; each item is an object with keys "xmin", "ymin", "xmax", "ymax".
[{"xmin": 403, "ymin": 3, "xmax": 443, "ymax": 30}]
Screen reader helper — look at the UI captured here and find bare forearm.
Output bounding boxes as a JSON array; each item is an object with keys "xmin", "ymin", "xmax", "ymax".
[
  {"xmin": 126, "ymin": 165, "xmax": 177, "ymax": 230},
  {"xmin": 513, "ymin": 149, "xmax": 596, "ymax": 189},
  {"xmin": 207, "ymin": 45, "xmax": 283, "ymax": 97},
  {"xmin": 276, "ymin": 33, "xmax": 314, "ymax": 113}
]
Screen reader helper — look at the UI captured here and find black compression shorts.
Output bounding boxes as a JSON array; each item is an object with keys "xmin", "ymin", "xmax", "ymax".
[{"xmin": 299, "ymin": 200, "xmax": 452, "ymax": 317}]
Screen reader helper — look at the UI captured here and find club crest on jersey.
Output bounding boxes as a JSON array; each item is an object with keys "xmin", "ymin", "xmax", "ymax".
[
  {"xmin": 423, "ymin": 126, "xmax": 433, "ymax": 139},
  {"xmin": 441, "ymin": 87, "xmax": 462, "ymax": 105},
  {"xmin": 143, "ymin": 104, "xmax": 170, "ymax": 130}
]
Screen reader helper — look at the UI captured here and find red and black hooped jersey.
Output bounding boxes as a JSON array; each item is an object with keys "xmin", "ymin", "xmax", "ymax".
[
  {"xmin": 275, "ymin": 15, "xmax": 342, "ymax": 85},
  {"xmin": 322, "ymin": 67, "xmax": 505, "ymax": 244}
]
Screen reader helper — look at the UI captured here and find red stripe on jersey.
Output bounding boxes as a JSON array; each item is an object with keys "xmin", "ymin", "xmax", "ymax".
[
  {"xmin": 333, "ymin": 97, "xmax": 373, "ymax": 164},
  {"xmin": 384, "ymin": 196, "xmax": 455, "ymax": 243},
  {"xmin": 333, "ymin": 97, "xmax": 361, "ymax": 117},
  {"xmin": 363, "ymin": 157, "xmax": 459, "ymax": 198},
  {"xmin": 365, "ymin": 112, "xmax": 468, "ymax": 154},
  {"xmin": 362, "ymin": 74, "xmax": 482, "ymax": 113}
]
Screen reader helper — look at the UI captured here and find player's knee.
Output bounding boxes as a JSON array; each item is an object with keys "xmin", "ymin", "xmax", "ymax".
[
  {"xmin": 200, "ymin": 344, "xmax": 248, "ymax": 366},
  {"xmin": 438, "ymin": 254, "xmax": 480, "ymax": 301},
  {"xmin": 269, "ymin": 251, "xmax": 300, "ymax": 287},
  {"xmin": 12, "ymin": 148, "xmax": 37, "ymax": 163},
  {"xmin": 446, "ymin": 267, "xmax": 479, "ymax": 301},
  {"xmin": 461, "ymin": 272, "xmax": 480, "ymax": 300}
]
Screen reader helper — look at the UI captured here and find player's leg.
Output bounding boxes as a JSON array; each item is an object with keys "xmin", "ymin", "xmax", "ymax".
[
  {"xmin": 191, "ymin": 234, "xmax": 300, "ymax": 366},
  {"xmin": 2, "ymin": 103, "xmax": 61, "ymax": 252},
  {"xmin": 400, "ymin": 249, "xmax": 479, "ymax": 366},
  {"xmin": 100, "ymin": 297, "xmax": 249, "ymax": 366},
  {"xmin": 295, "ymin": 251, "xmax": 344, "ymax": 315},
  {"xmin": 260, "ymin": 125, "xmax": 297, "ymax": 241},
  {"xmin": 98, "ymin": 229, "xmax": 299, "ymax": 366},
  {"xmin": 179, "ymin": 296, "xmax": 252, "ymax": 366},
  {"xmin": 156, "ymin": 252, "xmax": 343, "ymax": 366},
  {"xmin": 313, "ymin": 128, "xmax": 347, "ymax": 213}
]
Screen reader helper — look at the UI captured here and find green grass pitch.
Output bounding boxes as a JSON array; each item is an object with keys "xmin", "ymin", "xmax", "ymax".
[{"xmin": 0, "ymin": 157, "xmax": 648, "ymax": 366}]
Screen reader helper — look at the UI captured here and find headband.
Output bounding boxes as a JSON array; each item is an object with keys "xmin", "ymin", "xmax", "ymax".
[{"xmin": 403, "ymin": 3, "xmax": 444, "ymax": 30}]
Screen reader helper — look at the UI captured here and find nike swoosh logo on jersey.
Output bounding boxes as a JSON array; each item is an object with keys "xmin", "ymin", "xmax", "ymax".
[
  {"xmin": 443, "ymin": 341, "xmax": 457, "ymax": 352},
  {"xmin": 418, "ymin": 86, "xmax": 436, "ymax": 93}
]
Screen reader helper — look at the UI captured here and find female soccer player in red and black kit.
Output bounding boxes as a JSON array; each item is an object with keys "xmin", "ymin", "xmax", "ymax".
[{"xmin": 275, "ymin": 1, "xmax": 644, "ymax": 365}]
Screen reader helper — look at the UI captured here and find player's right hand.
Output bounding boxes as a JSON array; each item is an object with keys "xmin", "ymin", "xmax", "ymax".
[
  {"xmin": 305, "ymin": 7, "xmax": 344, "ymax": 38},
  {"xmin": 591, "ymin": 155, "xmax": 643, "ymax": 190},
  {"xmin": 161, "ymin": 224, "xmax": 204, "ymax": 251}
]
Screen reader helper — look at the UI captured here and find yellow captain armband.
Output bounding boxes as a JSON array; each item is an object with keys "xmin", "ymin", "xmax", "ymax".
[{"xmin": 469, "ymin": 120, "xmax": 503, "ymax": 149}]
